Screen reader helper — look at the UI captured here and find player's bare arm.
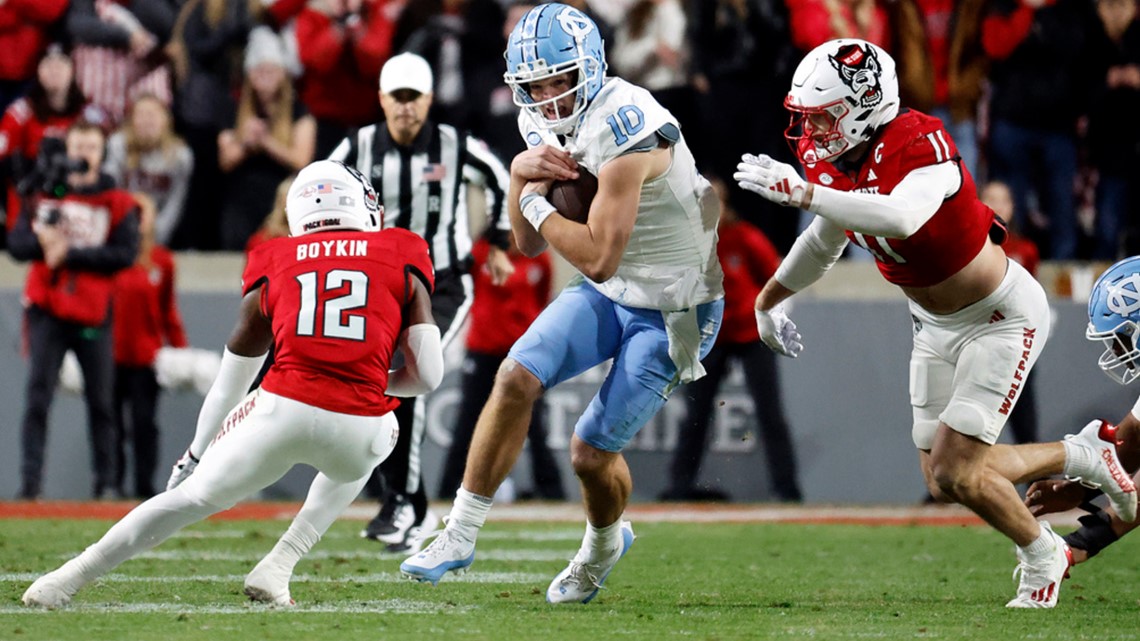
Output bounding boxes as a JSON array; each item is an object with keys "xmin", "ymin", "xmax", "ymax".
[
  {"xmin": 508, "ymin": 145, "xmax": 578, "ymax": 256},
  {"xmin": 226, "ymin": 288, "xmax": 274, "ymax": 357},
  {"xmin": 521, "ymin": 147, "xmax": 663, "ymax": 282}
]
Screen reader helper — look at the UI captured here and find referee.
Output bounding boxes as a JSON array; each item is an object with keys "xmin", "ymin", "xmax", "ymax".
[{"xmin": 330, "ymin": 52, "xmax": 513, "ymax": 552}]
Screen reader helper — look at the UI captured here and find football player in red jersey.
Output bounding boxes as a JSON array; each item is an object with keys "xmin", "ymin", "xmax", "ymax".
[
  {"xmin": 735, "ymin": 39, "xmax": 1136, "ymax": 608},
  {"xmin": 22, "ymin": 160, "xmax": 443, "ymax": 610}
]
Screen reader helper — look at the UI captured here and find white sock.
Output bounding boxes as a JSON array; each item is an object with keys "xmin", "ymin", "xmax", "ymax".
[
  {"xmin": 1020, "ymin": 524, "xmax": 1054, "ymax": 558},
  {"xmin": 582, "ymin": 519, "xmax": 622, "ymax": 559},
  {"xmin": 265, "ymin": 518, "xmax": 321, "ymax": 572},
  {"xmin": 1063, "ymin": 439, "xmax": 1096, "ymax": 479},
  {"xmin": 448, "ymin": 487, "xmax": 493, "ymax": 541}
]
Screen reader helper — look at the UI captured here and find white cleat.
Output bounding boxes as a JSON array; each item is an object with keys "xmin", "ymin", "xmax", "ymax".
[
  {"xmin": 400, "ymin": 526, "xmax": 475, "ymax": 586},
  {"xmin": 547, "ymin": 521, "xmax": 635, "ymax": 604},
  {"xmin": 22, "ymin": 572, "xmax": 78, "ymax": 610},
  {"xmin": 243, "ymin": 557, "xmax": 295, "ymax": 607},
  {"xmin": 1006, "ymin": 522, "xmax": 1072, "ymax": 609},
  {"xmin": 1065, "ymin": 419, "xmax": 1138, "ymax": 523}
]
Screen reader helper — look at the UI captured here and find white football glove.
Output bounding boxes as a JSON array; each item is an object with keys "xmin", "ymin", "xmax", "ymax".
[
  {"xmin": 734, "ymin": 153, "xmax": 809, "ymax": 208},
  {"xmin": 166, "ymin": 449, "xmax": 199, "ymax": 491},
  {"xmin": 755, "ymin": 304, "xmax": 804, "ymax": 358}
]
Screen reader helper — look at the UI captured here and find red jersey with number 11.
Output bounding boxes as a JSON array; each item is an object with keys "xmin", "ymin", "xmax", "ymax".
[
  {"xmin": 242, "ymin": 229, "xmax": 434, "ymax": 416},
  {"xmin": 800, "ymin": 109, "xmax": 994, "ymax": 288}
]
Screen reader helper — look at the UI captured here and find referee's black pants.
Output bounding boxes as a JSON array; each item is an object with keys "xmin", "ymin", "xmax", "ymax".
[{"xmin": 368, "ymin": 267, "xmax": 472, "ymax": 522}]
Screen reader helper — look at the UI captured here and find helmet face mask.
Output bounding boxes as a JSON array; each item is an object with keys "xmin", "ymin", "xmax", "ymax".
[
  {"xmin": 286, "ymin": 160, "xmax": 382, "ymax": 237},
  {"xmin": 1087, "ymin": 256, "xmax": 1140, "ymax": 385},
  {"xmin": 784, "ymin": 39, "xmax": 899, "ymax": 165},
  {"xmin": 504, "ymin": 3, "xmax": 605, "ymax": 135}
]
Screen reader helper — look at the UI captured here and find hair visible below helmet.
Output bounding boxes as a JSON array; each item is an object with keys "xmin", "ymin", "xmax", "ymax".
[
  {"xmin": 784, "ymin": 39, "xmax": 899, "ymax": 165},
  {"xmin": 1087, "ymin": 256, "xmax": 1140, "ymax": 385},
  {"xmin": 286, "ymin": 160, "xmax": 381, "ymax": 237},
  {"xmin": 503, "ymin": 3, "xmax": 606, "ymax": 135}
]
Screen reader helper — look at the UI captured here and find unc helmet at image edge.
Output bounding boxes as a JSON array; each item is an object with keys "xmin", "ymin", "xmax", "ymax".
[
  {"xmin": 285, "ymin": 160, "xmax": 382, "ymax": 237},
  {"xmin": 503, "ymin": 3, "xmax": 606, "ymax": 135},
  {"xmin": 1087, "ymin": 256, "xmax": 1140, "ymax": 385}
]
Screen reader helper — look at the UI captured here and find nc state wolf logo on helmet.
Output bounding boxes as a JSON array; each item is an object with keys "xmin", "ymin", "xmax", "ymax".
[{"xmin": 829, "ymin": 43, "xmax": 883, "ymax": 108}]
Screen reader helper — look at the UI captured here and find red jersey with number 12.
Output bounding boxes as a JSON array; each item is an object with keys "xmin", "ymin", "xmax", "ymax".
[
  {"xmin": 242, "ymin": 229, "xmax": 434, "ymax": 416},
  {"xmin": 800, "ymin": 109, "xmax": 994, "ymax": 288}
]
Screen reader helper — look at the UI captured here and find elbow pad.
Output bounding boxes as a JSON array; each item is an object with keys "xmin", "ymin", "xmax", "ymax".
[{"xmin": 387, "ymin": 324, "xmax": 443, "ymax": 397}]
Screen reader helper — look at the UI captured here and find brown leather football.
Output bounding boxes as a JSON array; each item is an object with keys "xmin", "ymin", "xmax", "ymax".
[{"xmin": 547, "ymin": 171, "xmax": 598, "ymax": 224}]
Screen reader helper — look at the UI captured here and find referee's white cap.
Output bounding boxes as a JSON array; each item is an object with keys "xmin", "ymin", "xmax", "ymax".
[{"xmin": 380, "ymin": 53, "xmax": 433, "ymax": 95}]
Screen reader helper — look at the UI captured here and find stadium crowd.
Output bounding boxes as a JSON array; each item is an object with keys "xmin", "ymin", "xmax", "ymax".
[{"xmin": 2, "ymin": 0, "xmax": 1137, "ymax": 258}]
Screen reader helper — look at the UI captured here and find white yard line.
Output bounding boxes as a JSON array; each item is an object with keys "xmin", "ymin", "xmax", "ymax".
[
  {"xmin": 0, "ymin": 599, "xmax": 471, "ymax": 615},
  {"xmin": 0, "ymin": 572, "xmax": 548, "ymax": 585}
]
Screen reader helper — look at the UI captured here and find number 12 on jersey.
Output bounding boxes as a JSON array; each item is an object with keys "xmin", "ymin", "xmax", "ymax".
[{"xmin": 295, "ymin": 269, "xmax": 368, "ymax": 341}]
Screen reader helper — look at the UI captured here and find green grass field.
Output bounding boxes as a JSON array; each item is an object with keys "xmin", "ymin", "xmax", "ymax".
[{"xmin": 0, "ymin": 515, "xmax": 1136, "ymax": 640}]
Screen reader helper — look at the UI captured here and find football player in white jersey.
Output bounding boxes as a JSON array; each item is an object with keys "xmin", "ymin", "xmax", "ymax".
[
  {"xmin": 1024, "ymin": 257, "xmax": 1140, "ymax": 565},
  {"xmin": 401, "ymin": 3, "xmax": 725, "ymax": 603}
]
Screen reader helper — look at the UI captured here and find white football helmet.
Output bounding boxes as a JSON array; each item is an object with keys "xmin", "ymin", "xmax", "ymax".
[
  {"xmin": 285, "ymin": 160, "xmax": 381, "ymax": 237},
  {"xmin": 784, "ymin": 39, "xmax": 899, "ymax": 164}
]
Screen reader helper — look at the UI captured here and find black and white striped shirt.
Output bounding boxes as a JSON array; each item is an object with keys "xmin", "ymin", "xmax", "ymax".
[{"xmin": 329, "ymin": 121, "xmax": 511, "ymax": 273}]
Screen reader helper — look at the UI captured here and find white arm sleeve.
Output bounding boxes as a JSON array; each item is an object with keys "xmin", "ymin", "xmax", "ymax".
[
  {"xmin": 806, "ymin": 162, "xmax": 961, "ymax": 238},
  {"xmin": 774, "ymin": 216, "xmax": 850, "ymax": 292},
  {"xmin": 188, "ymin": 348, "xmax": 268, "ymax": 457},
  {"xmin": 387, "ymin": 324, "xmax": 444, "ymax": 397}
]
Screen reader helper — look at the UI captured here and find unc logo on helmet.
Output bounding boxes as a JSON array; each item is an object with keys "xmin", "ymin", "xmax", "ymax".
[
  {"xmin": 286, "ymin": 160, "xmax": 383, "ymax": 237},
  {"xmin": 1087, "ymin": 257, "xmax": 1140, "ymax": 385},
  {"xmin": 503, "ymin": 3, "xmax": 607, "ymax": 135},
  {"xmin": 1106, "ymin": 274, "xmax": 1140, "ymax": 316},
  {"xmin": 828, "ymin": 43, "xmax": 883, "ymax": 109}
]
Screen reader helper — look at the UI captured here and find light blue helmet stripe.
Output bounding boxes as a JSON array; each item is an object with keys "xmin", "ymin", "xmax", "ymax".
[{"xmin": 520, "ymin": 3, "xmax": 542, "ymax": 66}]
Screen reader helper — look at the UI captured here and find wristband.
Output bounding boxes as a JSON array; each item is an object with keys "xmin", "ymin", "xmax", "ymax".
[{"xmin": 521, "ymin": 193, "xmax": 557, "ymax": 231}]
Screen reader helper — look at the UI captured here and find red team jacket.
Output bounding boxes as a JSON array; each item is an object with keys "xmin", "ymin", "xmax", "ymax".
[
  {"xmin": 801, "ymin": 110, "xmax": 995, "ymax": 287},
  {"xmin": 112, "ymin": 246, "xmax": 189, "ymax": 367},
  {"xmin": 0, "ymin": 99, "xmax": 85, "ymax": 230},
  {"xmin": 21, "ymin": 189, "xmax": 138, "ymax": 326},
  {"xmin": 465, "ymin": 238, "xmax": 552, "ymax": 357},
  {"xmin": 716, "ymin": 220, "xmax": 781, "ymax": 345},
  {"xmin": 242, "ymin": 228, "xmax": 435, "ymax": 417}
]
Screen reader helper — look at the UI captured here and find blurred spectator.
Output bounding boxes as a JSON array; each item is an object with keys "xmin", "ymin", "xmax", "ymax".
[
  {"xmin": 661, "ymin": 176, "xmax": 802, "ymax": 503},
  {"xmin": 264, "ymin": 0, "xmax": 310, "ymax": 29},
  {"xmin": 981, "ymin": 180, "xmax": 1040, "ymax": 444},
  {"xmin": 66, "ymin": 0, "xmax": 180, "ymax": 128},
  {"xmin": 0, "ymin": 0, "xmax": 70, "ymax": 113},
  {"xmin": 244, "ymin": 175, "xmax": 295, "ymax": 255},
  {"xmin": 111, "ymin": 191, "xmax": 188, "ymax": 498},
  {"xmin": 690, "ymin": 0, "xmax": 799, "ymax": 251},
  {"xmin": 8, "ymin": 120, "xmax": 140, "ymax": 500},
  {"xmin": 610, "ymin": 0, "xmax": 699, "ymax": 139},
  {"xmin": 104, "ymin": 95, "xmax": 193, "ymax": 246},
  {"xmin": 437, "ymin": 237, "xmax": 566, "ymax": 502},
  {"xmin": 468, "ymin": 1, "xmax": 534, "ymax": 160},
  {"xmin": 295, "ymin": 0, "xmax": 396, "ymax": 157},
  {"xmin": 166, "ymin": 0, "xmax": 257, "ymax": 250},
  {"xmin": 1, "ymin": 45, "xmax": 99, "ymax": 235},
  {"xmin": 982, "ymin": 0, "xmax": 1100, "ymax": 259},
  {"xmin": 786, "ymin": 0, "xmax": 891, "ymax": 52},
  {"xmin": 888, "ymin": 0, "xmax": 987, "ymax": 178},
  {"xmin": 217, "ymin": 27, "xmax": 315, "ymax": 250},
  {"xmin": 394, "ymin": 0, "xmax": 506, "ymax": 129},
  {"xmin": 1087, "ymin": 0, "xmax": 1140, "ymax": 260}
]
